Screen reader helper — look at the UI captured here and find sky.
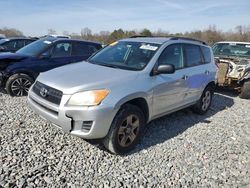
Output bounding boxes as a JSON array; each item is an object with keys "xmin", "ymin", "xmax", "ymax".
[{"xmin": 0, "ymin": 0, "xmax": 249, "ymax": 36}]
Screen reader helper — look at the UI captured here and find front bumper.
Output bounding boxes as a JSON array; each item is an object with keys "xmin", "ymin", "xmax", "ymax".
[
  {"xmin": 28, "ymin": 89, "xmax": 118, "ymax": 139},
  {"xmin": 0, "ymin": 71, "xmax": 5, "ymax": 87}
]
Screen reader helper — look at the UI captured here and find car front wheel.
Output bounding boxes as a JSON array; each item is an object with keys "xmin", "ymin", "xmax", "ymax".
[
  {"xmin": 103, "ymin": 104, "xmax": 145, "ymax": 154},
  {"xmin": 239, "ymin": 80, "xmax": 250, "ymax": 99},
  {"xmin": 6, "ymin": 73, "xmax": 34, "ymax": 97}
]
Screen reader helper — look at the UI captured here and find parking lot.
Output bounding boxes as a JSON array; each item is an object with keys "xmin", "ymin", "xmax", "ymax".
[{"xmin": 0, "ymin": 89, "xmax": 249, "ymax": 187}]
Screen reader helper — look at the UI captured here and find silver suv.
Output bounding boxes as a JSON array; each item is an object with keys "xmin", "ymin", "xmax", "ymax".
[{"xmin": 28, "ymin": 37, "xmax": 217, "ymax": 154}]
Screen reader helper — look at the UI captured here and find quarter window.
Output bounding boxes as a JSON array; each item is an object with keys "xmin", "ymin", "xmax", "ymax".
[
  {"xmin": 201, "ymin": 46, "xmax": 211, "ymax": 63},
  {"xmin": 184, "ymin": 44, "xmax": 203, "ymax": 67},
  {"xmin": 158, "ymin": 44, "xmax": 184, "ymax": 69}
]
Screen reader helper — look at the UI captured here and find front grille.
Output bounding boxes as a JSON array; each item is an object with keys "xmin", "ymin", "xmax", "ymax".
[{"xmin": 32, "ymin": 81, "xmax": 63, "ymax": 105}]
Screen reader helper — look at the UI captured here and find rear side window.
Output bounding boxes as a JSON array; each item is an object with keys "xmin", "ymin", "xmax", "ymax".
[
  {"xmin": 72, "ymin": 42, "xmax": 98, "ymax": 56},
  {"xmin": 158, "ymin": 44, "xmax": 184, "ymax": 69},
  {"xmin": 201, "ymin": 46, "xmax": 211, "ymax": 63},
  {"xmin": 25, "ymin": 40, "xmax": 34, "ymax": 45},
  {"xmin": 184, "ymin": 44, "xmax": 203, "ymax": 67},
  {"xmin": 15, "ymin": 40, "xmax": 25, "ymax": 49}
]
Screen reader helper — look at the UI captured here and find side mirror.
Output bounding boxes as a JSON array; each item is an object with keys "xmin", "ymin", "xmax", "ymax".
[
  {"xmin": 0, "ymin": 46, "xmax": 7, "ymax": 52},
  {"xmin": 154, "ymin": 64, "xmax": 175, "ymax": 75},
  {"xmin": 40, "ymin": 52, "xmax": 50, "ymax": 59}
]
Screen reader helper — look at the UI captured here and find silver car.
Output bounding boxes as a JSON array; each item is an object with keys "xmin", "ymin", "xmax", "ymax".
[{"xmin": 28, "ymin": 37, "xmax": 217, "ymax": 154}]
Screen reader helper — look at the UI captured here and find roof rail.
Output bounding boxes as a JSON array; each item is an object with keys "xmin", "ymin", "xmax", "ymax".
[
  {"xmin": 170, "ymin": 37, "xmax": 207, "ymax": 45},
  {"xmin": 129, "ymin": 35, "xmax": 150, "ymax": 38}
]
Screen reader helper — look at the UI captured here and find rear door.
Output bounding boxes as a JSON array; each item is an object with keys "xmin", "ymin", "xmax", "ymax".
[
  {"xmin": 152, "ymin": 43, "xmax": 189, "ymax": 116},
  {"xmin": 182, "ymin": 44, "xmax": 212, "ymax": 104}
]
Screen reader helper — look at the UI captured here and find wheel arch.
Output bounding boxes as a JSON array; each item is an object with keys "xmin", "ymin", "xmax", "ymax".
[{"xmin": 114, "ymin": 93, "xmax": 150, "ymax": 122}]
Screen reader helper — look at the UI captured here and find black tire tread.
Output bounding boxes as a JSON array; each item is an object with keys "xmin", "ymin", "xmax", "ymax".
[
  {"xmin": 239, "ymin": 80, "xmax": 250, "ymax": 99},
  {"xmin": 103, "ymin": 104, "xmax": 145, "ymax": 155}
]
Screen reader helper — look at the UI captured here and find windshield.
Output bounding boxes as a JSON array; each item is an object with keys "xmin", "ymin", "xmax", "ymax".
[
  {"xmin": 89, "ymin": 41, "xmax": 160, "ymax": 70},
  {"xmin": 213, "ymin": 43, "xmax": 250, "ymax": 58},
  {"xmin": 16, "ymin": 37, "xmax": 57, "ymax": 56},
  {"xmin": 0, "ymin": 39, "xmax": 9, "ymax": 45}
]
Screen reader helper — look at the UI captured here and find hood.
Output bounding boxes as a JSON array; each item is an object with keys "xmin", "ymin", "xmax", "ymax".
[
  {"xmin": 0, "ymin": 52, "xmax": 30, "ymax": 62},
  {"xmin": 38, "ymin": 61, "xmax": 139, "ymax": 94},
  {"xmin": 0, "ymin": 53, "xmax": 31, "ymax": 70},
  {"xmin": 215, "ymin": 55, "xmax": 250, "ymax": 65}
]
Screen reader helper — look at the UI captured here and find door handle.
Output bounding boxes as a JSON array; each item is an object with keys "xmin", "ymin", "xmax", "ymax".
[
  {"xmin": 182, "ymin": 75, "xmax": 188, "ymax": 80},
  {"xmin": 205, "ymin": 70, "xmax": 210, "ymax": 75}
]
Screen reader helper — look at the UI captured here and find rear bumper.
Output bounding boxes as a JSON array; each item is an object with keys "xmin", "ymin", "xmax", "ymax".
[{"xmin": 28, "ymin": 89, "xmax": 118, "ymax": 139}]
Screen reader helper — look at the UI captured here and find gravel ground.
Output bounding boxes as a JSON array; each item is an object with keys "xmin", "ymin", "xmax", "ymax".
[{"xmin": 0, "ymin": 89, "xmax": 249, "ymax": 187}]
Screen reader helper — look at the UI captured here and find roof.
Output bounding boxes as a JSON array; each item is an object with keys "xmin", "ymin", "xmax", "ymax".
[
  {"xmin": 120, "ymin": 37, "xmax": 171, "ymax": 44},
  {"xmin": 120, "ymin": 36, "xmax": 207, "ymax": 45},
  {"xmin": 42, "ymin": 37, "xmax": 101, "ymax": 45},
  {"xmin": 216, "ymin": 41, "xmax": 250, "ymax": 45},
  {"xmin": 2, "ymin": 37, "xmax": 36, "ymax": 41}
]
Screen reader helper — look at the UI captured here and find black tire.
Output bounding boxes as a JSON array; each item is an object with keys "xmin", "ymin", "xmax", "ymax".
[
  {"xmin": 192, "ymin": 86, "xmax": 213, "ymax": 115},
  {"xmin": 103, "ymin": 104, "xmax": 145, "ymax": 154},
  {"xmin": 6, "ymin": 73, "xmax": 34, "ymax": 96},
  {"xmin": 239, "ymin": 80, "xmax": 250, "ymax": 99}
]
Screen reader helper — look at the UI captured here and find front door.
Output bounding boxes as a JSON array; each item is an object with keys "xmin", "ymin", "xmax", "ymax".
[
  {"xmin": 152, "ymin": 43, "xmax": 188, "ymax": 117},
  {"xmin": 39, "ymin": 41, "xmax": 73, "ymax": 72}
]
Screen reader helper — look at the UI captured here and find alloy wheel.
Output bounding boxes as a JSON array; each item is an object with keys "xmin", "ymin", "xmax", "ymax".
[
  {"xmin": 117, "ymin": 114, "xmax": 140, "ymax": 147},
  {"xmin": 11, "ymin": 78, "xmax": 32, "ymax": 96},
  {"xmin": 202, "ymin": 91, "xmax": 211, "ymax": 111}
]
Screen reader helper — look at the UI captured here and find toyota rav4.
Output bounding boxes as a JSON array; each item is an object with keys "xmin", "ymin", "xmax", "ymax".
[{"xmin": 28, "ymin": 37, "xmax": 217, "ymax": 154}]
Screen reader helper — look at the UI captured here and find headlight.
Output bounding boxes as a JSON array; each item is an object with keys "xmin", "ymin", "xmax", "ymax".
[{"xmin": 67, "ymin": 89, "xmax": 109, "ymax": 106}]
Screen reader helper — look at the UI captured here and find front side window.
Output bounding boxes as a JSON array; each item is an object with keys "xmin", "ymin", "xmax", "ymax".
[
  {"xmin": 89, "ymin": 41, "xmax": 160, "ymax": 70},
  {"xmin": 3, "ymin": 40, "xmax": 16, "ymax": 50},
  {"xmin": 184, "ymin": 44, "xmax": 203, "ymax": 67},
  {"xmin": 158, "ymin": 44, "xmax": 184, "ymax": 69},
  {"xmin": 51, "ymin": 42, "xmax": 72, "ymax": 58}
]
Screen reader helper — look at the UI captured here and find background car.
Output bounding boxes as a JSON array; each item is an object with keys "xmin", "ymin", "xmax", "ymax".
[
  {"xmin": 213, "ymin": 41, "xmax": 250, "ymax": 99},
  {"xmin": 0, "ymin": 37, "xmax": 37, "ymax": 53},
  {"xmin": 0, "ymin": 34, "xmax": 6, "ymax": 40},
  {"xmin": 0, "ymin": 37, "xmax": 102, "ymax": 96}
]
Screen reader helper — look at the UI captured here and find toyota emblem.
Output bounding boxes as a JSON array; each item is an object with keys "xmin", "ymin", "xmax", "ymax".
[{"xmin": 40, "ymin": 87, "xmax": 48, "ymax": 97}]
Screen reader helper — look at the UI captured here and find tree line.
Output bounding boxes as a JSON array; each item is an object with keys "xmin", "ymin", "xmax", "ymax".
[{"xmin": 1, "ymin": 24, "xmax": 250, "ymax": 45}]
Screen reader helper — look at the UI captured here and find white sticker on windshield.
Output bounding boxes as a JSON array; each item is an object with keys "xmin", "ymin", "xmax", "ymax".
[
  {"xmin": 44, "ymin": 41, "xmax": 52, "ymax": 44},
  {"xmin": 229, "ymin": 43, "xmax": 236, "ymax": 46},
  {"xmin": 245, "ymin": 45, "xmax": 250, "ymax": 48},
  {"xmin": 140, "ymin": 44, "xmax": 158, "ymax": 51}
]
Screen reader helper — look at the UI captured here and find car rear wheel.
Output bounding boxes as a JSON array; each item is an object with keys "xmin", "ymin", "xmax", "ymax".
[
  {"xmin": 103, "ymin": 104, "xmax": 145, "ymax": 154},
  {"xmin": 239, "ymin": 80, "xmax": 250, "ymax": 99},
  {"xmin": 6, "ymin": 74, "xmax": 34, "ymax": 97},
  {"xmin": 192, "ymin": 86, "xmax": 213, "ymax": 114}
]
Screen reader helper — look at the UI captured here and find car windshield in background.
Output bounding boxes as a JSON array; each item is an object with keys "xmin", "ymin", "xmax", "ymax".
[
  {"xmin": 89, "ymin": 41, "xmax": 160, "ymax": 70},
  {"xmin": 0, "ymin": 39, "xmax": 9, "ymax": 45},
  {"xmin": 213, "ymin": 43, "xmax": 250, "ymax": 58},
  {"xmin": 16, "ymin": 37, "xmax": 57, "ymax": 57}
]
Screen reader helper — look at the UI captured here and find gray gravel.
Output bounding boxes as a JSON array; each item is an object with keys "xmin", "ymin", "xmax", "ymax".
[{"xmin": 0, "ymin": 89, "xmax": 249, "ymax": 187}]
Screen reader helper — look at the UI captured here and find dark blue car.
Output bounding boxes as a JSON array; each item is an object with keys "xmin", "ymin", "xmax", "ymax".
[{"xmin": 0, "ymin": 37, "xmax": 102, "ymax": 96}]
